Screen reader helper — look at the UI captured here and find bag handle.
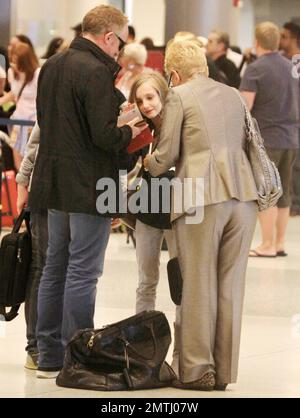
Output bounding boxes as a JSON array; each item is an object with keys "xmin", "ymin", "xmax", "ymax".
[
  {"xmin": 12, "ymin": 210, "xmax": 31, "ymax": 235},
  {"xmin": 232, "ymin": 88, "xmax": 257, "ymax": 141},
  {"xmin": 0, "ymin": 304, "xmax": 21, "ymax": 321},
  {"xmin": 120, "ymin": 323, "xmax": 158, "ymax": 391}
]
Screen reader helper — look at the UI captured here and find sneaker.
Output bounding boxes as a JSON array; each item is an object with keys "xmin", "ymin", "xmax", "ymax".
[
  {"xmin": 36, "ymin": 370, "xmax": 60, "ymax": 379},
  {"xmin": 25, "ymin": 353, "xmax": 39, "ymax": 370}
]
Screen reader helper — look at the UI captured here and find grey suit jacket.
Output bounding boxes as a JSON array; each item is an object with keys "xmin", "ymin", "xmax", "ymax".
[{"xmin": 147, "ymin": 75, "xmax": 258, "ymax": 222}]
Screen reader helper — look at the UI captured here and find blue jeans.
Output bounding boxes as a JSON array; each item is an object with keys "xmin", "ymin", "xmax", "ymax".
[
  {"xmin": 37, "ymin": 210, "xmax": 111, "ymax": 371},
  {"xmin": 25, "ymin": 211, "xmax": 48, "ymax": 354}
]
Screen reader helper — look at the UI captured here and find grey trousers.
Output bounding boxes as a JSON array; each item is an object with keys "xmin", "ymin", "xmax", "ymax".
[
  {"xmin": 174, "ymin": 200, "xmax": 257, "ymax": 384},
  {"xmin": 135, "ymin": 220, "xmax": 177, "ymax": 313}
]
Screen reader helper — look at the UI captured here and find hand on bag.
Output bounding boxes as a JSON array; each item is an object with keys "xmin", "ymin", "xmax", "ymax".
[
  {"xmin": 127, "ymin": 117, "xmax": 148, "ymax": 139},
  {"xmin": 17, "ymin": 184, "xmax": 29, "ymax": 215}
]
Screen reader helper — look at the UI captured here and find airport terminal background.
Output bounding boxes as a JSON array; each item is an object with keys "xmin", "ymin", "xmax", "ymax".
[{"xmin": 0, "ymin": 0, "xmax": 300, "ymax": 398}]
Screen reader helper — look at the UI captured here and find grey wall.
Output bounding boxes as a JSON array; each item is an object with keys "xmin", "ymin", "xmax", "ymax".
[
  {"xmin": 0, "ymin": 0, "xmax": 11, "ymax": 47},
  {"xmin": 253, "ymin": 0, "xmax": 300, "ymax": 27},
  {"xmin": 165, "ymin": 0, "xmax": 240, "ymax": 44},
  {"xmin": 165, "ymin": 0, "xmax": 300, "ymax": 49}
]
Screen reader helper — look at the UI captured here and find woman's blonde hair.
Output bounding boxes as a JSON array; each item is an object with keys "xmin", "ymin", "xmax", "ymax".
[
  {"xmin": 129, "ymin": 71, "xmax": 169, "ymax": 108},
  {"xmin": 165, "ymin": 40, "xmax": 208, "ymax": 80},
  {"xmin": 123, "ymin": 43, "xmax": 148, "ymax": 66}
]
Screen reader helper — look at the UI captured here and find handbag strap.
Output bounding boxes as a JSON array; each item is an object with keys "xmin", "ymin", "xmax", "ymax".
[
  {"xmin": 119, "ymin": 323, "xmax": 157, "ymax": 391},
  {"xmin": 232, "ymin": 88, "xmax": 257, "ymax": 142},
  {"xmin": 12, "ymin": 209, "xmax": 31, "ymax": 235},
  {"xmin": 0, "ymin": 304, "xmax": 21, "ymax": 322}
]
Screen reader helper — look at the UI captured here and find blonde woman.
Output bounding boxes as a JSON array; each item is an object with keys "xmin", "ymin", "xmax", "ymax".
[
  {"xmin": 145, "ymin": 41, "xmax": 258, "ymax": 391},
  {"xmin": 117, "ymin": 43, "xmax": 148, "ymax": 99}
]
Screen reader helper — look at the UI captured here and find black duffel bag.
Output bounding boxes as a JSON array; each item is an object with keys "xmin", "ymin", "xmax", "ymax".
[
  {"xmin": 56, "ymin": 311, "xmax": 176, "ymax": 391},
  {"xmin": 0, "ymin": 210, "xmax": 32, "ymax": 321}
]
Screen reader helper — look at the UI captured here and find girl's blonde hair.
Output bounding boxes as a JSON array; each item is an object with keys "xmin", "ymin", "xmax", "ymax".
[{"xmin": 129, "ymin": 71, "xmax": 169, "ymax": 107}]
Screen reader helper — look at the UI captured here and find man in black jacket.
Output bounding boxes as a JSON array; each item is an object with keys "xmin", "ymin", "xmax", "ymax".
[
  {"xmin": 207, "ymin": 30, "xmax": 241, "ymax": 88},
  {"xmin": 29, "ymin": 5, "xmax": 145, "ymax": 378}
]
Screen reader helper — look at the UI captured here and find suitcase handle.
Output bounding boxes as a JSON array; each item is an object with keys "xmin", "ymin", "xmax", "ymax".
[{"xmin": 12, "ymin": 210, "xmax": 30, "ymax": 235}]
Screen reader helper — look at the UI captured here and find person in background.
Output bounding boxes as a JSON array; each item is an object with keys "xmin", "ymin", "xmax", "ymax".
[
  {"xmin": 227, "ymin": 44, "xmax": 243, "ymax": 69},
  {"xmin": 128, "ymin": 25, "xmax": 136, "ymax": 43},
  {"xmin": 41, "ymin": 37, "xmax": 68, "ymax": 61},
  {"xmin": 16, "ymin": 122, "xmax": 47, "ymax": 370},
  {"xmin": 240, "ymin": 22, "xmax": 299, "ymax": 257},
  {"xmin": 116, "ymin": 43, "xmax": 148, "ymax": 99},
  {"xmin": 71, "ymin": 23, "xmax": 82, "ymax": 38},
  {"xmin": 280, "ymin": 21, "xmax": 300, "ymax": 217},
  {"xmin": 0, "ymin": 46, "xmax": 15, "ymax": 170},
  {"xmin": 28, "ymin": 5, "xmax": 145, "ymax": 379},
  {"xmin": 140, "ymin": 37, "xmax": 155, "ymax": 50},
  {"xmin": 206, "ymin": 30, "xmax": 241, "ymax": 87},
  {"xmin": 8, "ymin": 34, "xmax": 35, "ymax": 58},
  {"xmin": 280, "ymin": 22, "xmax": 300, "ymax": 60},
  {"xmin": 0, "ymin": 42, "xmax": 40, "ymax": 170},
  {"xmin": 144, "ymin": 40, "xmax": 258, "ymax": 391},
  {"xmin": 0, "ymin": 46, "xmax": 9, "ymax": 94},
  {"xmin": 0, "ymin": 64, "xmax": 5, "ymax": 96}
]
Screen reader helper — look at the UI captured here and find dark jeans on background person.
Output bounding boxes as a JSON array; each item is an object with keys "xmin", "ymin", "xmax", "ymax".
[
  {"xmin": 292, "ymin": 147, "xmax": 300, "ymax": 214},
  {"xmin": 37, "ymin": 210, "xmax": 111, "ymax": 371},
  {"xmin": 25, "ymin": 211, "xmax": 48, "ymax": 355}
]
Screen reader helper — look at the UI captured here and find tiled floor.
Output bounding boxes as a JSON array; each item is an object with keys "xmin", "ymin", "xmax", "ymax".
[{"xmin": 1, "ymin": 217, "xmax": 300, "ymax": 398}]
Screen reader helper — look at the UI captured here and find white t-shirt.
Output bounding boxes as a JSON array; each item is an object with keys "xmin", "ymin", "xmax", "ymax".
[
  {"xmin": 0, "ymin": 66, "xmax": 6, "ymax": 79},
  {"xmin": 8, "ymin": 67, "xmax": 24, "ymax": 98},
  {"xmin": 10, "ymin": 67, "xmax": 40, "ymax": 120},
  {"xmin": 227, "ymin": 49, "xmax": 243, "ymax": 69}
]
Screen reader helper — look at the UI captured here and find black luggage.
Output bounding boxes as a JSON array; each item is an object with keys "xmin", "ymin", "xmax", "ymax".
[
  {"xmin": 0, "ymin": 210, "xmax": 32, "ymax": 321},
  {"xmin": 56, "ymin": 310, "xmax": 176, "ymax": 391}
]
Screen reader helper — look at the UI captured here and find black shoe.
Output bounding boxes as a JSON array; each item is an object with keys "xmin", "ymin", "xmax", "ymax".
[{"xmin": 214, "ymin": 383, "xmax": 228, "ymax": 391}]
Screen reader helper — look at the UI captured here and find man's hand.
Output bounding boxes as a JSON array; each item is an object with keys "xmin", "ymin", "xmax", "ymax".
[
  {"xmin": 117, "ymin": 103, "xmax": 136, "ymax": 127},
  {"xmin": 17, "ymin": 184, "xmax": 29, "ymax": 215},
  {"xmin": 127, "ymin": 118, "xmax": 148, "ymax": 139}
]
